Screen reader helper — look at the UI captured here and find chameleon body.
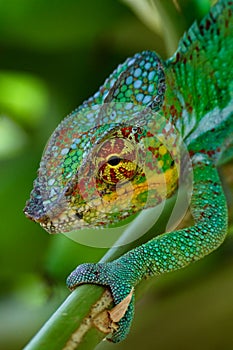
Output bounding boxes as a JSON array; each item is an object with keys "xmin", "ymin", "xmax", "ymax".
[{"xmin": 24, "ymin": 0, "xmax": 233, "ymax": 343}]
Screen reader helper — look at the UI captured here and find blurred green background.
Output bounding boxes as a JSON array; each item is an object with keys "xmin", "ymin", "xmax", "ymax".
[{"xmin": 0, "ymin": 1, "xmax": 232, "ymax": 349}]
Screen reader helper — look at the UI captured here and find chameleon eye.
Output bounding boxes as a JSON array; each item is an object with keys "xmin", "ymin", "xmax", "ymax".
[{"xmin": 96, "ymin": 138, "xmax": 138, "ymax": 185}]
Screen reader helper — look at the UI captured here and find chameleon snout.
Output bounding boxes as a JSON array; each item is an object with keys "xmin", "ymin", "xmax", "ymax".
[{"xmin": 23, "ymin": 203, "xmax": 50, "ymax": 225}]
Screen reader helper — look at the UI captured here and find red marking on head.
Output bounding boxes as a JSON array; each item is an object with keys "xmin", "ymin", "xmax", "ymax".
[
  {"xmin": 121, "ymin": 127, "xmax": 132, "ymax": 137},
  {"xmin": 119, "ymin": 166, "xmax": 135, "ymax": 179},
  {"xmin": 146, "ymin": 131, "xmax": 154, "ymax": 137},
  {"xmin": 148, "ymin": 146, "xmax": 159, "ymax": 155},
  {"xmin": 110, "ymin": 167, "xmax": 118, "ymax": 183},
  {"xmin": 78, "ymin": 178, "xmax": 86, "ymax": 193}
]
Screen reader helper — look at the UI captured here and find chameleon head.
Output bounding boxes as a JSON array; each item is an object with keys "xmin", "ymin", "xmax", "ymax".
[
  {"xmin": 24, "ymin": 104, "xmax": 180, "ymax": 233},
  {"xmin": 24, "ymin": 51, "xmax": 180, "ymax": 233}
]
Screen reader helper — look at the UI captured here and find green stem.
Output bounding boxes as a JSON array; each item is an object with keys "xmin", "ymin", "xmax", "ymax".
[{"xmin": 23, "ymin": 285, "xmax": 107, "ymax": 350}]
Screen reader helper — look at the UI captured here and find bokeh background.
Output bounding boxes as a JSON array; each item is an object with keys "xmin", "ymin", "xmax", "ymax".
[{"xmin": 0, "ymin": 1, "xmax": 232, "ymax": 349}]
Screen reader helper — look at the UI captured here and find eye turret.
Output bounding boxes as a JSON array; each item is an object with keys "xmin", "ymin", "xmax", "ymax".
[{"xmin": 95, "ymin": 137, "xmax": 138, "ymax": 185}]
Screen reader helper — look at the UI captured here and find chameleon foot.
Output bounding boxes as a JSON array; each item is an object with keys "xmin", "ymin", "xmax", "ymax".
[{"xmin": 66, "ymin": 262, "xmax": 135, "ymax": 342}]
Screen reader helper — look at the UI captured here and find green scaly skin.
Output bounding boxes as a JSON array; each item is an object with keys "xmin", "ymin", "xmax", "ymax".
[{"xmin": 24, "ymin": 0, "xmax": 233, "ymax": 343}]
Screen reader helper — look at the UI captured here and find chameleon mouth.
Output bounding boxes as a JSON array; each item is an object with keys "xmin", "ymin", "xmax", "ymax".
[
  {"xmin": 24, "ymin": 197, "xmax": 47, "ymax": 223},
  {"xmin": 24, "ymin": 200, "xmax": 51, "ymax": 227},
  {"xmin": 24, "ymin": 202, "xmax": 70, "ymax": 234},
  {"xmin": 23, "ymin": 188, "xmax": 64, "ymax": 232},
  {"xmin": 24, "ymin": 190, "xmax": 85, "ymax": 234},
  {"xmin": 24, "ymin": 197, "xmax": 71, "ymax": 233}
]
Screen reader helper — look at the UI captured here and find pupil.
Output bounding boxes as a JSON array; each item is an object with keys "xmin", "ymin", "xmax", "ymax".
[{"xmin": 107, "ymin": 156, "xmax": 121, "ymax": 166}]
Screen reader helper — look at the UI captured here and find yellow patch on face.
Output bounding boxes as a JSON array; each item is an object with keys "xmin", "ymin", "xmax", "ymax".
[
  {"xmin": 158, "ymin": 160, "xmax": 164, "ymax": 168},
  {"xmin": 164, "ymin": 167, "xmax": 178, "ymax": 193},
  {"xmin": 159, "ymin": 145, "xmax": 167, "ymax": 156}
]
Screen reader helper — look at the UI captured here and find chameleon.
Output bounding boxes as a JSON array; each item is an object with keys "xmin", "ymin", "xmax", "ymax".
[{"xmin": 24, "ymin": 0, "xmax": 233, "ymax": 343}]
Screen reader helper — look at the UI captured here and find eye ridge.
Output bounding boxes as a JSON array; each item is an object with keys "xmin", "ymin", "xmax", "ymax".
[{"xmin": 107, "ymin": 155, "xmax": 122, "ymax": 167}]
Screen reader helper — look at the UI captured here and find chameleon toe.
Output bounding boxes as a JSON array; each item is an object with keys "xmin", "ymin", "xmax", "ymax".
[
  {"xmin": 66, "ymin": 263, "xmax": 106, "ymax": 289},
  {"xmin": 66, "ymin": 261, "xmax": 136, "ymax": 342}
]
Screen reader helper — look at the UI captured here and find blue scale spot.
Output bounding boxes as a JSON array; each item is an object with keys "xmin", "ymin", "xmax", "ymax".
[
  {"xmin": 110, "ymin": 79, "xmax": 116, "ymax": 88},
  {"xmin": 145, "ymin": 62, "xmax": 151, "ymax": 70},
  {"xmin": 93, "ymin": 104, "xmax": 101, "ymax": 110},
  {"xmin": 148, "ymin": 71, "xmax": 156, "ymax": 81},
  {"xmin": 134, "ymin": 68, "xmax": 142, "ymax": 78},
  {"xmin": 87, "ymin": 113, "xmax": 94, "ymax": 120},
  {"xmin": 134, "ymin": 80, "xmax": 142, "ymax": 89},
  {"xmin": 136, "ymin": 93, "xmax": 144, "ymax": 102},
  {"xmin": 148, "ymin": 84, "xmax": 155, "ymax": 93},
  {"xmin": 94, "ymin": 91, "xmax": 100, "ymax": 98},
  {"xmin": 110, "ymin": 111, "xmax": 117, "ymax": 120},
  {"xmin": 127, "ymin": 58, "xmax": 136, "ymax": 66},
  {"xmin": 126, "ymin": 76, "xmax": 133, "ymax": 85},
  {"xmin": 103, "ymin": 91, "xmax": 109, "ymax": 100},
  {"xmin": 125, "ymin": 103, "xmax": 133, "ymax": 110},
  {"xmin": 143, "ymin": 95, "xmax": 152, "ymax": 104},
  {"xmin": 114, "ymin": 88, "xmax": 120, "ymax": 96}
]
